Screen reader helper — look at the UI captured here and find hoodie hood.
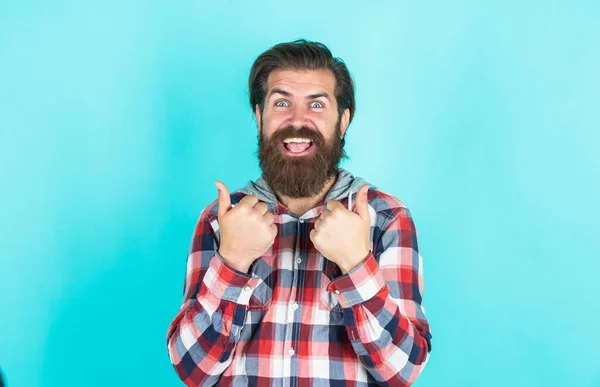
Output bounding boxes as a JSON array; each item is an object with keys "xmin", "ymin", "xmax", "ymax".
[{"xmin": 238, "ymin": 168, "xmax": 376, "ymax": 206}]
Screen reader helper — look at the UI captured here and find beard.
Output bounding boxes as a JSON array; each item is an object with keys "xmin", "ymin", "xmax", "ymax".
[{"xmin": 257, "ymin": 118, "xmax": 347, "ymax": 198}]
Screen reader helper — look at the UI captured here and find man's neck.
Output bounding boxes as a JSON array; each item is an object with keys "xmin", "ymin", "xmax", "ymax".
[{"xmin": 275, "ymin": 174, "xmax": 337, "ymax": 217}]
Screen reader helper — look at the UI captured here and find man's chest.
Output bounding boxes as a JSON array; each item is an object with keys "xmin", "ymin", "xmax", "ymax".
[{"xmin": 244, "ymin": 216, "xmax": 345, "ymax": 316}]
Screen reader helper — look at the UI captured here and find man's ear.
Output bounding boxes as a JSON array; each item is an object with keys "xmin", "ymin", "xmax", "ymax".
[
  {"xmin": 340, "ymin": 108, "xmax": 350, "ymax": 138},
  {"xmin": 255, "ymin": 104, "xmax": 262, "ymax": 134}
]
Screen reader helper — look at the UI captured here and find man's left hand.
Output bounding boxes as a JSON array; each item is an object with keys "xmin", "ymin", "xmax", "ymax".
[{"xmin": 310, "ymin": 184, "xmax": 371, "ymax": 274}]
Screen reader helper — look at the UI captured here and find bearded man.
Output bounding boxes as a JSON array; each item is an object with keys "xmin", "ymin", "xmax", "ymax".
[{"xmin": 166, "ymin": 39, "xmax": 432, "ymax": 387}]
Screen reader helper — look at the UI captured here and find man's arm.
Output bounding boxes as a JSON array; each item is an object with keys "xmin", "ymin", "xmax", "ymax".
[
  {"xmin": 165, "ymin": 202, "xmax": 256, "ymax": 387},
  {"xmin": 328, "ymin": 205, "xmax": 433, "ymax": 386}
]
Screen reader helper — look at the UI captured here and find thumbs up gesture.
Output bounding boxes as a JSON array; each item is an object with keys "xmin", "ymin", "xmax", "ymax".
[
  {"xmin": 215, "ymin": 181, "xmax": 277, "ymax": 274},
  {"xmin": 310, "ymin": 184, "xmax": 371, "ymax": 274}
]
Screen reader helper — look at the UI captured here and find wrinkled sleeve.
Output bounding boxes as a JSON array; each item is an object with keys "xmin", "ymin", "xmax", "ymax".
[
  {"xmin": 328, "ymin": 206, "xmax": 432, "ymax": 386},
  {"xmin": 166, "ymin": 204, "xmax": 259, "ymax": 387}
]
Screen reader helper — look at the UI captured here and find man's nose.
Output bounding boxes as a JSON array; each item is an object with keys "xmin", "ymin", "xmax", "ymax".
[{"xmin": 289, "ymin": 104, "xmax": 310, "ymax": 129}]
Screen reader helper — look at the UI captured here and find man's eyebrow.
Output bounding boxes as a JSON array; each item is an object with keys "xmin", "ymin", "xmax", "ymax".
[
  {"xmin": 306, "ymin": 93, "xmax": 331, "ymax": 101},
  {"xmin": 268, "ymin": 88, "xmax": 292, "ymax": 99},
  {"xmin": 268, "ymin": 88, "xmax": 331, "ymax": 102}
]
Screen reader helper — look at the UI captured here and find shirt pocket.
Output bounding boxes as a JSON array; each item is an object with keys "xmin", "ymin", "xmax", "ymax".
[
  {"xmin": 247, "ymin": 249, "xmax": 274, "ymax": 311},
  {"xmin": 318, "ymin": 258, "xmax": 344, "ymax": 313},
  {"xmin": 247, "ymin": 280, "xmax": 272, "ymax": 311}
]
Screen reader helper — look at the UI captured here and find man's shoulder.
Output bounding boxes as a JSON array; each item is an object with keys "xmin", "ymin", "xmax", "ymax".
[
  {"xmin": 367, "ymin": 186, "xmax": 410, "ymax": 213},
  {"xmin": 366, "ymin": 187, "xmax": 418, "ymax": 235}
]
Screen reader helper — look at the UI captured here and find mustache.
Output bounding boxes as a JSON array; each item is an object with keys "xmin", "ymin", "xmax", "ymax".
[{"xmin": 268, "ymin": 126, "xmax": 324, "ymax": 147}]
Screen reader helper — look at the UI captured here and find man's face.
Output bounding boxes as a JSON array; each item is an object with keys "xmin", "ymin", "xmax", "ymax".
[{"xmin": 256, "ymin": 69, "xmax": 350, "ymax": 199}]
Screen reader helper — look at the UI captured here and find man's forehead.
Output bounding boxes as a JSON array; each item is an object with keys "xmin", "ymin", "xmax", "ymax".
[{"xmin": 266, "ymin": 69, "xmax": 336, "ymax": 96}]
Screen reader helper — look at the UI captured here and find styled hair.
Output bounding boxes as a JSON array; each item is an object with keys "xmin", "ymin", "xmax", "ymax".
[{"xmin": 248, "ymin": 39, "xmax": 356, "ymax": 129}]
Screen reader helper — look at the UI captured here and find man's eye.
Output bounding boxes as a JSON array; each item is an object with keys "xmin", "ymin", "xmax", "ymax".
[
  {"xmin": 275, "ymin": 100, "xmax": 289, "ymax": 107},
  {"xmin": 311, "ymin": 101, "xmax": 323, "ymax": 108}
]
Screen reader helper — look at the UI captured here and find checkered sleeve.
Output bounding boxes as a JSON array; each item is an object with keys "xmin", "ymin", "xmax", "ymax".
[
  {"xmin": 327, "ymin": 206, "xmax": 432, "ymax": 386},
  {"xmin": 166, "ymin": 203, "xmax": 255, "ymax": 387}
]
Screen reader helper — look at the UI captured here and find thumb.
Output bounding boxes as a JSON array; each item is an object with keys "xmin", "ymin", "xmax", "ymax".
[
  {"xmin": 355, "ymin": 184, "xmax": 370, "ymax": 221},
  {"xmin": 215, "ymin": 181, "xmax": 231, "ymax": 219}
]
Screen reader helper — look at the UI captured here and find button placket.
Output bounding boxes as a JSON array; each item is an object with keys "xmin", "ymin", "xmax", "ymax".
[{"xmin": 284, "ymin": 215, "xmax": 307, "ymax": 369}]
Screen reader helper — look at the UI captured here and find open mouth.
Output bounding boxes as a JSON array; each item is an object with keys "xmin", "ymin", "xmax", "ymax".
[{"xmin": 280, "ymin": 138, "xmax": 315, "ymax": 156}]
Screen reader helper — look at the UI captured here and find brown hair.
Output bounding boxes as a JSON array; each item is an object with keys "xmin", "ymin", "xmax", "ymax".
[{"xmin": 248, "ymin": 39, "xmax": 356, "ymax": 131}]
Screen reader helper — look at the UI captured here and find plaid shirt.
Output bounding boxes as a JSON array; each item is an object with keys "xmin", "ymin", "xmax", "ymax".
[{"xmin": 166, "ymin": 177, "xmax": 432, "ymax": 386}]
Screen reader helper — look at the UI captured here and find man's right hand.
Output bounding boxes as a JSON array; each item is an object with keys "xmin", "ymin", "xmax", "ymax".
[{"xmin": 215, "ymin": 181, "xmax": 277, "ymax": 274}]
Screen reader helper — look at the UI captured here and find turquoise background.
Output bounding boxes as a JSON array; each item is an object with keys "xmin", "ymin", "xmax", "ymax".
[{"xmin": 1, "ymin": 1, "xmax": 599, "ymax": 386}]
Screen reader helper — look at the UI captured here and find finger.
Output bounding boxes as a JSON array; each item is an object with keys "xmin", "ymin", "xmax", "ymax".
[
  {"xmin": 355, "ymin": 184, "xmax": 371, "ymax": 221},
  {"xmin": 215, "ymin": 181, "xmax": 231, "ymax": 219},
  {"xmin": 309, "ymin": 228, "xmax": 317, "ymax": 243},
  {"xmin": 314, "ymin": 217, "xmax": 322, "ymax": 231},
  {"xmin": 320, "ymin": 208, "xmax": 332, "ymax": 219},
  {"xmin": 326, "ymin": 200, "xmax": 345, "ymax": 212},
  {"xmin": 238, "ymin": 194, "xmax": 259, "ymax": 208},
  {"xmin": 264, "ymin": 212, "xmax": 274, "ymax": 224},
  {"xmin": 254, "ymin": 201, "xmax": 269, "ymax": 215}
]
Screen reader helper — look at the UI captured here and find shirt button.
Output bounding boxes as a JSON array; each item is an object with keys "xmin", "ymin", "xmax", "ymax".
[
  {"xmin": 334, "ymin": 289, "xmax": 341, "ymax": 295},
  {"xmin": 292, "ymin": 302, "xmax": 299, "ymax": 310},
  {"xmin": 244, "ymin": 285, "xmax": 251, "ymax": 292},
  {"xmin": 296, "ymin": 257, "xmax": 302, "ymax": 264},
  {"xmin": 288, "ymin": 348, "xmax": 295, "ymax": 356}
]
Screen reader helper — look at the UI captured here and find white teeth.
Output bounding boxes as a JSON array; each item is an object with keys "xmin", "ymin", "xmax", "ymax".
[{"xmin": 283, "ymin": 137, "xmax": 312, "ymax": 144}]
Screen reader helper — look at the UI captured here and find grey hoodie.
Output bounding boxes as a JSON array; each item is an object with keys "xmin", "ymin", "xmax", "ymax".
[{"xmin": 237, "ymin": 167, "xmax": 376, "ymax": 215}]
